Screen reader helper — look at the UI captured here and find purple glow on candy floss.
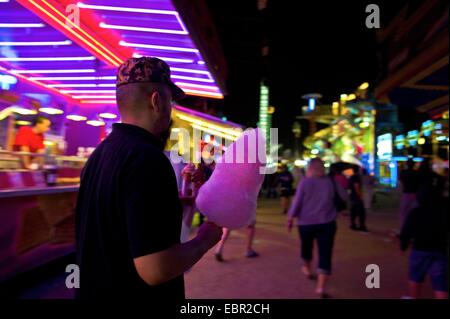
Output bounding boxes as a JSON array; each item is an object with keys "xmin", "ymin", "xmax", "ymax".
[{"xmin": 195, "ymin": 129, "xmax": 266, "ymax": 229}]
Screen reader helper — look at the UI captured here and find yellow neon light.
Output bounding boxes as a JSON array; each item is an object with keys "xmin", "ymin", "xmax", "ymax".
[
  {"xmin": 191, "ymin": 124, "xmax": 239, "ymax": 141},
  {"xmin": 358, "ymin": 82, "xmax": 369, "ymax": 90},
  {"xmin": 175, "ymin": 113, "xmax": 242, "ymax": 137}
]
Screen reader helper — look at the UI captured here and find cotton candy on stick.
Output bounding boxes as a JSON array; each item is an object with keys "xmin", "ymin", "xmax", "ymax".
[{"xmin": 195, "ymin": 129, "xmax": 266, "ymax": 229}]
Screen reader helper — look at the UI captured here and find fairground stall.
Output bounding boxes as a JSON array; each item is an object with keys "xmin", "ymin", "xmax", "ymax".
[
  {"xmin": 0, "ymin": 0, "xmax": 235, "ymax": 286},
  {"xmin": 300, "ymin": 87, "xmax": 376, "ymax": 173}
]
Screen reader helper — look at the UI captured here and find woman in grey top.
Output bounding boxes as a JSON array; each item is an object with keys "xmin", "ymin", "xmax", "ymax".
[{"xmin": 287, "ymin": 158, "xmax": 346, "ymax": 298}]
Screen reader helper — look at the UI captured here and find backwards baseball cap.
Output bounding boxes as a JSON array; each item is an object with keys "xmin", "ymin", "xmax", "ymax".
[{"xmin": 116, "ymin": 56, "xmax": 186, "ymax": 101}]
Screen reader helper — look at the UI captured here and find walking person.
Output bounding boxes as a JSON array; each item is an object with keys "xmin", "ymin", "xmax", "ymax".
[
  {"xmin": 399, "ymin": 158, "xmax": 420, "ymax": 230},
  {"xmin": 361, "ymin": 169, "xmax": 376, "ymax": 210},
  {"xmin": 287, "ymin": 158, "xmax": 346, "ymax": 298},
  {"xmin": 214, "ymin": 222, "xmax": 260, "ymax": 262},
  {"xmin": 278, "ymin": 164, "xmax": 294, "ymax": 214},
  {"xmin": 195, "ymin": 158, "xmax": 260, "ymax": 261},
  {"xmin": 400, "ymin": 176, "xmax": 448, "ymax": 299},
  {"xmin": 348, "ymin": 165, "xmax": 368, "ymax": 232}
]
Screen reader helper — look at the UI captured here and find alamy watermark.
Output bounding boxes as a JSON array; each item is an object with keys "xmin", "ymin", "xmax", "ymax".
[
  {"xmin": 365, "ymin": 264, "xmax": 380, "ymax": 289},
  {"xmin": 65, "ymin": 264, "xmax": 80, "ymax": 289},
  {"xmin": 65, "ymin": 4, "xmax": 80, "ymax": 28},
  {"xmin": 365, "ymin": 4, "xmax": 380, "ymax": 29}
]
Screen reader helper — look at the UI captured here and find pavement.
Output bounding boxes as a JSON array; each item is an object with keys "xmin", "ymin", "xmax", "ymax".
[
  {"xmin": 184, "ymin": 192, "xmax": 435, "ymax": 299},
  {"xmin": 13, "ymin": 190, "xmax": 436, "ymax": 299}
]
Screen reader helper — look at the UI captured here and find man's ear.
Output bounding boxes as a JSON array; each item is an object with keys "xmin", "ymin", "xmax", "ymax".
[{"xmin": 150, "ymin": 91, "xmax": 160, "ymax": 113}]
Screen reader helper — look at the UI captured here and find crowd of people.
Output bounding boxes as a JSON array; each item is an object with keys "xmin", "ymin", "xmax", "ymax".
[{"xmin": 178, "ymin": 156, "xmax": 448, "ymax": 299}]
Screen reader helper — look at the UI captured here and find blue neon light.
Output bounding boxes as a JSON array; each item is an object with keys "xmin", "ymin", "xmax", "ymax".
[{"xmin": 308, "ymin": 98, "xmax": 315, "ymax": 111}]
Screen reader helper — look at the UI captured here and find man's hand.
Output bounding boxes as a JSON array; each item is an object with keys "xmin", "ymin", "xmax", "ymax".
[
  {"xmin": 134, "ymin": 222, "xmax": 222, "ymax": 286},
  {"xmin": 191, "ymin": 169, "xmax": 205, "ymax": 188},
  {"xmin": 181, "ymin": 163, "xmax": 205, "ymax": 188},
  {"xmin": 196, "ymin": 222, "xmax": 223, "ymax": 251},
  {"xmin": 179, "ymin": 194, "xmax": 196, "ymax": 206},
  {"xmin": 287, "ymin": 217, "xmax": 294, "ymax": 233}
]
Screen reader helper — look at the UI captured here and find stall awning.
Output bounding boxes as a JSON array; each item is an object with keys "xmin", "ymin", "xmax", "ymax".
[
  {"xmin": 0, "ymin": 0, "xmax": 225, "ymax": 110},
  {"xmin": 173, "ymin": 105, "xmax": 243, "ymax": 141}
]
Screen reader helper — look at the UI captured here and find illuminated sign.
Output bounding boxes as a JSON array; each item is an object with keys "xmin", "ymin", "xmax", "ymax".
[
  {"xmin": 258, "ymin": 83, "xmax": 270, "ymax": 152},
  {"xmin": 308, "ymin": 98, "xmax": 315, "ymax": 111},
  {"xmin": 407, "ymin": 130, "xmax": 419, "ymax": 146},
  {"xmin": 0, "ymin": 74, "xmax": 17, "ymax": 90},
  {"xmin": 421, "ymin": 120, "xmax": 434, "ymax": 137},
  {"xmin": 394, "ymin": 135, "xmax": 405, "ymax": 149},
  {"xmin": 377, "ymin": 133, "xmax": 392, "ymax": 160}
]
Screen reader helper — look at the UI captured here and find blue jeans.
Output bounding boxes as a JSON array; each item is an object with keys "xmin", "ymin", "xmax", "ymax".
[
  {"xmin": 409, "ymin": 250, "xmax": 448, "ymax": 292},
  {"xmin": 298, "ymin": 221, "xmax": 337, "ymax": 275}
]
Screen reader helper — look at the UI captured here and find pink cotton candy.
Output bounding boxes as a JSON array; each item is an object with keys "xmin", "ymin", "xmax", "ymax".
[{"xmin": 196, "ymin": 129, "xmax": 266, "ymax": 229}]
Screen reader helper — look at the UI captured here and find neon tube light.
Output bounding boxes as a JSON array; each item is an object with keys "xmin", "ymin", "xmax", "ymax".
[
  {"xmin": 132, "ymin": 54, "xmax": 193, "ymax": 64},
  {"xmin": 80, "ymin": 100, "xmax": 116, "ymax": 104},
  {"xmin": 175, "ymin": 113, "xmax": 241, "ymax": 137},
  {"xmin": 77, "ymin": 2, "xmax": 177, "ymax": 15},
  {"xmin": 175, "ymin": 82, "xmax": 220, "ymax": 91},
  {"xmin": 191, "ymin": 124, "xmax": 238, "ymax": 141},
  {"xmin": 181, "ymin": 89, "xmax": 223, "ymax": 99},
  {"xmin": 99, "ymin": 22, "xmax": 187, "ymax": 35},
  {"xmin": 46, "ymin": 83, "xmax": 116, "ymax": 88},
  {"xmin": 78, "ymin": 2, "xmax": 188, "ymax": 34},
  {"xmin": 29, "ymin": 76, "xmax": 116, "ymax": 81},
  {"xmin": 0, "ymin": 56, "xmax": 95, "ymax": 62},
  {"xmin": 37, "ymin": 0, "xmax": 122, "ymax": 65},
  {"xmin": 59, "ymin": 90, "xmax": 115, "ymax": 93},
  {"xmin": 171, "ymin": 75, "xmax": 214, "ymax": 83},
  {"xmin": 72, "ymin": 95, "xmax": 116, "ymax": 99},
  {"xmin": 0, "ymin": 40, "xmax": 72, "ymax": 46},
  {"xmin": 47, "ymin": 84, "xmax": 96, "ymax": 88},
  {"xmin": 11, "ymin": 69, "xmax": 95, "ymax": 74},
  {"xmin": 119, "ymin": 41, "xmax": 199, "ymax": 53},
  {"xmin": 0, "ymin": 65, "xmax": 75, "ymax": 102},
  {"xmin": 0, "ymin": 23, "xmax": 45, "ymax": 28},
  {"xmin": 24, "ymin": 0, "xmax": 122, "ymax": 66},
  {"xmin": 171, "ymin": 67, "xmax": 211, "ymax": 76}
]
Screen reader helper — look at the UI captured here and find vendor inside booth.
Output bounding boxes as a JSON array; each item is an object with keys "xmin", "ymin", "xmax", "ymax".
[{"xmin": 13, "ymin": 115, "xmax": 51, "ymax": 169}]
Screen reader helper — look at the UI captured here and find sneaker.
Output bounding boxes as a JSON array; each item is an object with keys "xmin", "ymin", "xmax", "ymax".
[
  {"xmin": 245, "ymin": 250, "xmax": 259, "ymax": 258},
  {"xmin": 358, "ymin": 227, "xmax": 369, "ymax": 233},
  {"xmin": 215, "ymin": 253, "xmax": 224, "ymax": 262},
  {"xmin": 315, "ymin": 289, "xmax": 332, "ymax": 299},
  {"xmin": 301, "ymin": 266, "xmax": 317, "ymax": 280},
  {"xmin": 319, "ymin": 292, "xmax": 332, "ymax": 299}
]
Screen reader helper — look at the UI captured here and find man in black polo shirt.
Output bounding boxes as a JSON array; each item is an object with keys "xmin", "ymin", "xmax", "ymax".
[{"xmin": 75, "ymin": 57, "xmax": 222, "ymax": 299}]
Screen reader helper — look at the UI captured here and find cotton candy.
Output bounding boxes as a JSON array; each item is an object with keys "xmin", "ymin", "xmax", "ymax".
[{"xmin": 196, "ymin": 128, "xmax": 266, "ymax": 229}]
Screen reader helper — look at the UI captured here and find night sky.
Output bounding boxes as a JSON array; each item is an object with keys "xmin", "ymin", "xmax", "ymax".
[{"xmin": 206, "ymin": 0, "xmax": 411, "ymax": 152}]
